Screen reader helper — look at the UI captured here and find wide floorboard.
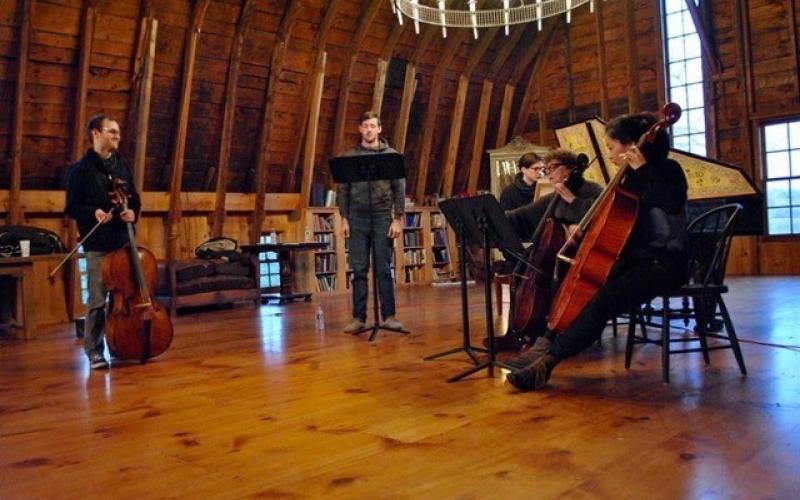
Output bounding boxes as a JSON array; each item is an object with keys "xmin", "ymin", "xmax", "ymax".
[{"xmin": 2, "ymin": 276, "xmax": 800, "ymax": 498}]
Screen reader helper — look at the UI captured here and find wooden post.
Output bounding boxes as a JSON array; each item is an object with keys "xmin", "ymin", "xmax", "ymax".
[
  {"xmin": 212, "ymin": 0, "xmax": 253, "ymax": 238},
  {"xmin": 565, "ymin": 22, "xmax": 575, "ymax": 124},
  {"xmin": 392, "ymin": 64, "xmax": 417, "ymax": 154},
  {"xmin": 495, "ymin": 84, "xmax": 514, "ymax": 148},
  {"xmin": 133, "ymin": 18, "xmax": 157, "ymax": 194},
  {"xmin": 372, "ymin": 22, "xmax": 407, "ymax": 115},
  {"xmin": 331, "ymin": 0, "xmax": 383, "ymax": 156},
  {"xmin": 414, "ymin": 28, "xmax": 470, "ymax": 202},
  {"xmin": 282, "ymin": 0, "xmax": 344, "ymax": 193},
  {"xmin": 441, "ymin": 75, "xmax": 469, "ymax": 198},
  {"xmin": 70, "ymin": 1, "xmax": 98, "ymax": 163},
  {"xmin": 512, "ymin": 21, "xmax": 559, "ymax": 137},
  {"xmin": 372, "ymin": 58, "xmax": 388, "ymax": 114},
  {"xmin": 624, "ymin": 0, "xmax": 640, "ymax": 113},
  {"xmin": 166, "ymin": 0, "xmax": 211, "ymax": 261},
  {"xmin": 8, "ymin": 0, "xmax": 34, "ymax": 225},
  {"xmin": 788, "ymin": 0, "xmax": 800, "ymax": 103},
  {"xmin": 299, "ymin": 53, "xmax": 327, "ymax": 209},
  {"xmin": 251, "ymin": 3, "xmax": 301, "ymax": 243},
  {"xmin": 683, "ymin": 0, "xmax": 722, "ymax": 77},
  {"xmin": 467, "ymin": 80, "xmax": 494, "ymax": 194}
]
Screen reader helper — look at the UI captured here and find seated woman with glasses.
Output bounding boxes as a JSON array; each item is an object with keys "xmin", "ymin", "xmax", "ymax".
[
  {"xmin": 492, "ymin": 149, "xmax": 603, "ymax": 352},
  {"xmin": 506, "ymin": 149, "xmax": 602, "ymax": 254}
]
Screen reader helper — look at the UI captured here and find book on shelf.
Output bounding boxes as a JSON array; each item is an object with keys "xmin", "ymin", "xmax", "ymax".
[
  {"xmin": 316, "ymin": 275, "xmax": 336, "ymax": 292},
  {"xmin": 313, "ymin": 214, "xmax": 335, "ymax": 232},
  {"xmin": 430, "ymin": 212, "xmax": 445, "ymax": 228},
  {"xmin": 403, "ymin": 231, "xmax": 421, "ymax": 247},
  {"xmin": 403, "ymin": 249, "xmax": 426, "ymax": 265},
  {"xmin": 404, "ymin": 212, "xmax": 422, "ymax": 228},
  {"xmin": 315, "ymin": 253, "xmax": 337, "ymax": 273}
]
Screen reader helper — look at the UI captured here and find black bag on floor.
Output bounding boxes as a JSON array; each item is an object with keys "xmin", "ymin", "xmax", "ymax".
[{"xmin": 0, "ymin": 225, "xmax": 65, "ymax": 256}]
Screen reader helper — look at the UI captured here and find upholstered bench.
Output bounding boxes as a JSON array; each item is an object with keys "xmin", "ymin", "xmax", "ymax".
[{"xmin": 155, "ymin": 256, "xmax": 260, "ymax": 315}]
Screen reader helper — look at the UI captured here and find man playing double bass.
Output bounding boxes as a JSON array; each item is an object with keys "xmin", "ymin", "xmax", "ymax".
[
  {"xmin": 66, "ymin": 115, "xmax": 140, "ymax": 370},
  {"xmin": 492, "ymin": 149, "xmax": 603, "ymax": 352}
]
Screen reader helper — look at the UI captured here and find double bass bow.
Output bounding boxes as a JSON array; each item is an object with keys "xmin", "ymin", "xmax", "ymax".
[
  {"xmin": 102, "ymin": 178, "xmax": 173, "ymax": 363},
  {"xmin": 547, "ymin": 103, "xmax": 682, "ymax": 333}
]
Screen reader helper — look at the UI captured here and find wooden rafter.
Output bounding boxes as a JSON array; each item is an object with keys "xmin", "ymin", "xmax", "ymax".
[
  {"xmin": 683, "ymin": 0, "xmax": 722, "ymax": 77},
  {"xmin": 440, "ymin": 27, "xmax": 499, "ymax": 197},
  {"xmin": 165, "ymin": 0, "xmax": 211, "ymax": 261},
  {"xmin": 281, "ymin": 0, "xmax": 345, "ymax": 198},
  {"xmin": 69, "ymin": 0, "xmax": 99, "ymax": 163},
  {"xmin": 392, "ymin": 64, "xmax": 417, "ymax": 153},
  {"xmin": 594, "ymin": 0, "xmax": 609, "ymax": 118},
  {"xmin": 788, "ymin": 0, "xmax": 799, "ymax": 101},
  {"xmin": 466, "ymin": 80, "xmax": 493, "ymax": 194},
  {"xmin": 8, "ymin": 0, "xmax": 34, "ymax": 225},
  {"xmin": 565, "ymin": 22, "xmax": 575, "ymax": 123},
  {"xmin": 121, "ymin": 0, "xmax": 154, "ymax": 164},
  {"xmin": 132, "ymin": 18, "xmax": 157, "ymax": 194},
  {"xmin": 511, "ymin": 20, "xmax": 559, "ymax": 137},
  {"xmin": 211, "ymin": 0, "xmax": 254, "ymax": 238},
  {"xmin": 251, "ymin": 0, "xmax": 302, "ymax": 243},
  {"xmin": 331, "ymin": 0, "xmax": 385, "ymax": 156},
  {"xmin": 372, "ymin": 20, "xmax": 407, "ymax": 113},
  {"xmin": 623, "ymin": 0, "xmax": 640, "ymax": 112},
  {"xmin": 300, "ymin": 53, "xmax": 327, "ymax": 208},
  {"xmin": 509, "ymin": 20, "xmax": 557, "ymax": 86},
  {"xmin": 495, "ymin": 83, "xmax": 514, "ymax": 148},
  {"xmin": 414, "ymin": 28, "xmax": 470, "ymax": 201}
]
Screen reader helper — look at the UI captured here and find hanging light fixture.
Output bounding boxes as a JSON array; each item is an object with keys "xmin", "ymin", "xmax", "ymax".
[{"xmin": 393, "ymin": 0, "xmax": 606, "ymax": 39}]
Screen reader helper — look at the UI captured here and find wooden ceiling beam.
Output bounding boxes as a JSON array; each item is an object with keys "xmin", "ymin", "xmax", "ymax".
[
  {"xmin": 595, "ymin": 0, "xmax": 609, "ymax": 118},
  {"xmin": 69, "ymin": 0, "xmax": 100, "ymax": 163},
  {"xmin": 332, "ymin": 0, "xmax": 385, "ymax": 156},
  {"xmin": 251, "ymin": 0, "xmax": 302, "ymax": 243},
  {"xmin": 683, "ymin": 0, "xmax": 722, "ymax": 77},
  {"xmin": 281, "ymin": 0, "xmax": 345, "ymax": 199},
  {"xmin": 440, "ymin": 27, "xmax": 499, "ymax": 197},
  {"xmin": 414, "ymin": 27, "xmax": 470, "ymax": 201},
  {"xmin": 211, "ymin": 0, "xmax": 255, "ymax": 239},
  {"xmin": 511, "ymin": 20, "xmax": 559, "ymax": 138},
  {"xmin": 132, "ymin": 18, "xmax": 157, "ymax": 194},
  {"xmin": 299, "ymin": 53, "xmax": 327, "ymax": 209},
  {"xmin": 165, "ymin": 0, "xmax": 211, "ymax": 260},
  {"xmin": 7, "ymin": 0, "xmax": 35, "ymax": 225},
  {"xmin": 623, "ymin": 0, "xmax": 640, "ymax": 112}
]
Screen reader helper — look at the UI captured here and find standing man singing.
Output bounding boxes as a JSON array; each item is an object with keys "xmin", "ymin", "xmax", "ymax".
[
  {"xmin": 337, "ymin": 111, "xmax": 405, "ymax": 333},
  {"xmin": 66, "ymin": 115, "xmax": 140, "ymax": 370}
]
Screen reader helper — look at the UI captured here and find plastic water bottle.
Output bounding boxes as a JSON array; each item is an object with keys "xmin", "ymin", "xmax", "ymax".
[{"xmin": 315, "ymin": 307, "xmax": 325, "ymax": 331}]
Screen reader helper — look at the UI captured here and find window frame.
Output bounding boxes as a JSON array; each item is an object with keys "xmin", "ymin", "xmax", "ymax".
[{"xmin": 760, "ymin": 117, "xmax": 800, "ymax": 241}]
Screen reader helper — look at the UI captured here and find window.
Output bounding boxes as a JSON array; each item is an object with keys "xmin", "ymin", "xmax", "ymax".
[
  {"xmin": 663, "ymin": 0, "xmax": 706, "ymax": 155},
  {"xmin": 763, "ymin": 120, "xmax": 800, "ymax": 235},
  {"xmin": 258, "ymin": 232, "xmax": 281, "ymax": 289}
]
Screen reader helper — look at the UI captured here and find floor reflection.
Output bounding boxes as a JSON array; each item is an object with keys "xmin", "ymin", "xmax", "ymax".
[{"xmin": 258, "ymin": 306, "xmax": 287, "ymax": 361}]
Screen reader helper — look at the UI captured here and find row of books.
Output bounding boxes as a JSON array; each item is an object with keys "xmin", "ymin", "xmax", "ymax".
[
  {"xmin": 313, "ymin": 214, "xmax": 335, "ymax": 232},
  {"xmin": 431, "ymin": 228, "xmax": 448, "ymax": 246},
  {"xmin": 317, "ymin": 275, "xmax": 336, "ymax": 292},
  {"xmin": 314, "ymin": 233, "xmax": 335, "ymax": 251},
  {"xmin": 404, "ymin": 249, "xmax": 426, "ymax": 265},
  {"xmin": 432, "ymin": 247, "xmax": 449, "ymax": 264},
  {"xmin": 404, "ymin": 267, "xmax": 426, "ymax": 283},
  {"xmin": 405, "ymin": 212, "xmax": 422, "ymax": 228},
  {"xmin": 403, "ymin": 231, "xmax": 422, "ymax": 247},
  {"xmin": 315, "ymin": 254, "xmax": 336, "ymax": 273},
  {"xmin": 431, "ymin": 213, "xmax": 445, "ymax": 228}
]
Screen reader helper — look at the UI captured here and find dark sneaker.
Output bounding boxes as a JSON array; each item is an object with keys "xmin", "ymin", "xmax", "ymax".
[
  {"xmin": 89, "ymin": 354, "xmax": 109, "ymax": 370},
  {"xmin": 506, "ymin": 354, "xmax": 559, "ymax": 391},
  {"xmin": 505, "ymin": 336, "xmax": 552, "ymax": 370}
]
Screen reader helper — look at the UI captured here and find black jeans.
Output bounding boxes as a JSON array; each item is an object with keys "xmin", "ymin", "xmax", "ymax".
[
  {"xmin": 549, "ymin": 256, "xmax": 688, "ymax": 360},
  {"xmin": 348, "ymin": 213, "xmax": 396, "ymax": 321}
]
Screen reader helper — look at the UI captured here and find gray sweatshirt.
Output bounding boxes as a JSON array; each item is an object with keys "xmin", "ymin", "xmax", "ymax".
[{"xmin": 336, "ymin": 139, "xmax": 406, "ymax": 220}]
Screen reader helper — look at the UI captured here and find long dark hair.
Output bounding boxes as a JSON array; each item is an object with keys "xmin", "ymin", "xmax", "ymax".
[{"xmin": 605, "ymin": 112, "xmax": 670, "ymax": 161}]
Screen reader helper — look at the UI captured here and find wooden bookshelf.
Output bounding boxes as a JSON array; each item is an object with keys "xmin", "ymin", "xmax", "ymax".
[{"xmin": 298, "ymin": 207, "xmax": 453, "ymax": 292}]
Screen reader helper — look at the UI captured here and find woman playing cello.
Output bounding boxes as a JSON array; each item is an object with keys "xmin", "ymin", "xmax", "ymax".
[{"xmin": 507, "ymin": 111, "xmax": 690, "ymax": 391}]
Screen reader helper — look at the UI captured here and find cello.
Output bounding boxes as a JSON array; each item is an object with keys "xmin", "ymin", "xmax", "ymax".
[
  {"xmin": 102, "ymin": 178, "xmax": 173, "ymax": 363},
  {"xmin": 507, "ymin": 154, "xmax": 592, "ymax": 338},
  {"xmin": 547, "ymin": 103, "xmax": 681, "ymax": 333}
]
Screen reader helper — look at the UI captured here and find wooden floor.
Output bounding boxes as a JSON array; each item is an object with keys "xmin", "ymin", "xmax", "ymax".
[{"xmin": 2, "ymin": 277, "xmax": 800, "ymax": 498}]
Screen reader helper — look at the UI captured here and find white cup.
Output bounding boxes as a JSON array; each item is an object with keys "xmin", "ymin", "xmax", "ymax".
[{"xmin": 19, "ymin": 240, "xmax": 30, "ymax": 258}]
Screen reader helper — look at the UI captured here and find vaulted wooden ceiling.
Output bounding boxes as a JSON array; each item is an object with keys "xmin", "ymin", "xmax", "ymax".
[{"xmin": 0, "ymin": 0, "xmax": 556, "ymax": 200}]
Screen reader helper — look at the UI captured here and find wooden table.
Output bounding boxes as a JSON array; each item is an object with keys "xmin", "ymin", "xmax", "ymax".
[
  {"xmin": 0, "ymin": 254, "xmax": 64, "ymax": 339},
  {"xmin": 240, "ymin": 242, "xmax": 328, "ymax": 304}
]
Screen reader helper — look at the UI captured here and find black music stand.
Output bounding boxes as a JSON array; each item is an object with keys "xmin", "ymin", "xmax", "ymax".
[
  {"xmin": 330, "ymin": 152, "xmax": 410, "ymax": 341},
  {"xmin": 426, "ymin": 194, "xmax": 526, "ymax": 382}
]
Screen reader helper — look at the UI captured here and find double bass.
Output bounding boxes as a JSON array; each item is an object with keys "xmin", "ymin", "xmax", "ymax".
[
  {"xmin": 508, "ymin": 154, "xmax": 591, "ymax": 338},
  {"xmin": 547, "ymin": 103, "xmax": 682, "ymax": 333},
  {"xmin": 102, "ymin": 179, "xmax": 173, "ymax": 362}
]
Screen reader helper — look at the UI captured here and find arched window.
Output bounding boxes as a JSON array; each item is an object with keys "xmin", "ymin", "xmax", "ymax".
[{"xmin": 662, "ymin": 0, "xmax": 706, "ymax": 155}]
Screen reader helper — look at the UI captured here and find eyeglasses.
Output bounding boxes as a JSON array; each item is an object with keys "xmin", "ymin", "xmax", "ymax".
[
  {"xmin": 541, "ymin": 162, "xmax": 567, "ymax": 174},
  {"xmin": 102, "ymin": 128, "xmax": 121, "ymax": 135}
]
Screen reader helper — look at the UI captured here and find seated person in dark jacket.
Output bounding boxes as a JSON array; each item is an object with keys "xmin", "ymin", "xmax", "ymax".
[
  {"xmin": 506, "ymin": 112, "xmax": 690, "ymax": 391},
  {"xmin": 493, "ymin": 149, "xmax": 603, "ymax": 352},
  {"xmin": 499, "ymin": 152, "xmax": 543, "ymax": 211}
]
